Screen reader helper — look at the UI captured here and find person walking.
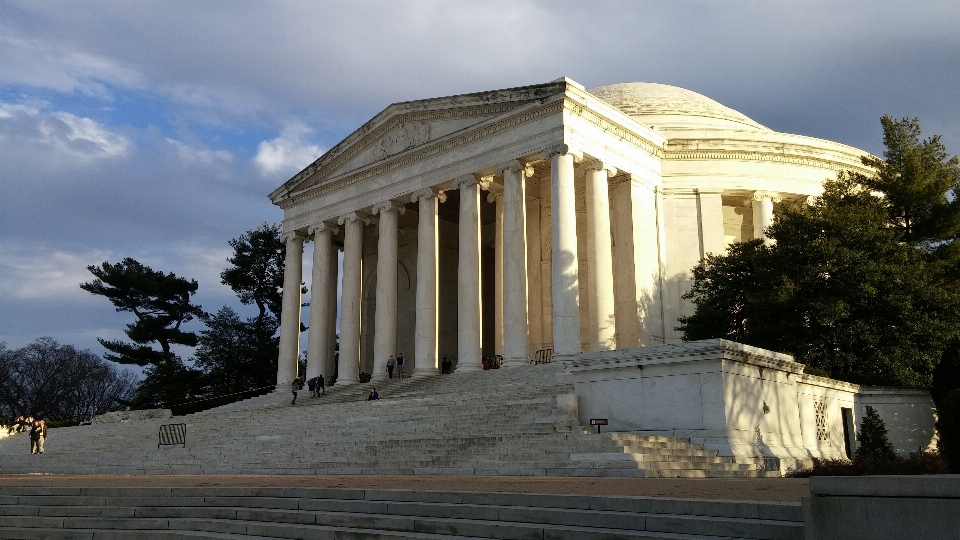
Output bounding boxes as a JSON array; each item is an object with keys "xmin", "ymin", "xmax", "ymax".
[
  {"xmin": 29, "ymin": 418, "xmax": 47, "ymax": 454},
  {"xmin": 396, "ymin": 352, "xmax": 406, "ymax": 379},
  {"xmin": 291, "ymin": 377, "xmax": 300, "ymax": 406},
  {"xmin": 386, "ymin": 355, "xmax": 396, "ymax": 379},
  {"xmin": 307, "ymin": 376, "xmax": 317, "ymax": 398},
  {"xmin": 317, "ymin": 374, "xmax": 325, "ymax": 396}
]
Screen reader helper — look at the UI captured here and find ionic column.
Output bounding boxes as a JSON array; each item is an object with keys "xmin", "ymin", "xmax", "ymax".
[
  {"xmin": 453, "ymin": 174, "xmax": 486, "ymax": 372},
  {"xmin": 585, "ymin": 160, "xmax": 618, "ymax": 351},
  {"xmin": 412, "ymin": 188, "xmax": 445, "ymax": 377},
  {"xmin": 372, "ymin": 201, "xmax": 403, "ymax": 381},
  {"xmin": 336, "ymin": 213, "xmax": 363, "ymax": 385},
  {"xmin": 276, "ymin": 231, "xmax": 304, "ymax": 386},
  {"xmin": 326, "ymin": 241, "xmax": 340, "ymax": 385},
  {"xmin": 752, "ymin": 191, "xmax": 781, "ymax": 245},
  {"xmin": 543, "ymin": 145, "xmax": 583, "ymax": 358},
  {"xmin": 487, "ymin": 186, "xmax": 504, "ymax": 358},
  {"xmin": 500, "ymin": 161, "xmax": 533, "ymax": 366},
  {"xmin": 305, "ymin": 223, "xmax": 337, "ymax": 382}
]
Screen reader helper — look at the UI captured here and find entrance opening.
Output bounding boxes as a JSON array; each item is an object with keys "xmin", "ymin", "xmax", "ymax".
[{"xmin": 841, "ymin": 407, "xmax": 856, "ymax": 458}]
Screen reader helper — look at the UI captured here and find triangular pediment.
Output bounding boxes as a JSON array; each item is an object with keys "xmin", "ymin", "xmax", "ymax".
[{"xmin": 270, "ymin": 80, "xmax": 571, "ymax": 203}]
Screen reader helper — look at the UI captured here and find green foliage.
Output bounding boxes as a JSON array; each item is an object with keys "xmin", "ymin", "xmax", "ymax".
[
  {"xmin": 679, "ymin": 116, "xmax": 960, "ymax": 387},
  {"xmin": 80, "ymin": 258, "xmax": 204, "ymax": 367},
  {"xmin": 854, "ymin": 116, "xmax": 960, "ymax": 250},
  {"xmin": 681, "ymin": 175, "xmax": 959, "ymax": 386},
  {"xmin": 935, "ymin": 389, "xmax": 960, "ymax": 473},
  {"xmin": 193, "ymin": 306, "xmax": 278, "ymax": 396},
  {"xmin": 220, "ymin": 223, "xmax": 285, "ymax": 323},
  {"xmin": 132, "ymin": 355, "xmax": 205, "ymax": 409},
  {"xmin": 855, "ymin": 406, "xmax": 898, "ymax": 464},
  {"xmin": 933, "ymin": 337, "xmax": 960, "ymax": 405}
]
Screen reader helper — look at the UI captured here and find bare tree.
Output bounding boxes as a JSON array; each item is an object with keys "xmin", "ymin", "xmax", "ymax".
[{"xmin": 0, "ymin": 338, "xmax": 137, "ymax": 422}]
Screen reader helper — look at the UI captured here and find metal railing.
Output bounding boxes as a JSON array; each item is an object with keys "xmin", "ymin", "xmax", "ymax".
[
  {"xmin": 532, "ymin": 349, "xmax": 553, "ymax": 365},
  {"xmin": 158, "ymin": 423, "xmax": 187, "ymax": 448}
]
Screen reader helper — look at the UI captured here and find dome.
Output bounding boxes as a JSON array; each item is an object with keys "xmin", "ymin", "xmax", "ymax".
[{"xmin": 589, "ymin": 82, "xmax": 769, "ymax": 132}]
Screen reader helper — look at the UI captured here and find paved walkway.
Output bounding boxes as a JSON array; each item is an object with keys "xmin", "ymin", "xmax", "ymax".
[{"xmin": 0, "ymin": 475, "xmax": 809, "ymax": 502}]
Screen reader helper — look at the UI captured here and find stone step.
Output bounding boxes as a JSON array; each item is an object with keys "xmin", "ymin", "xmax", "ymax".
[{"xmin": 0, "ymin": 486, "xmax": 804, "ymax": 540}]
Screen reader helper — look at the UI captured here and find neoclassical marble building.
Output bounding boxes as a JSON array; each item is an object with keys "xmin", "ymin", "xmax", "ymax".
[{"xmin": 269, "ymin": 78, "xmax": 873, "ymax": 388}]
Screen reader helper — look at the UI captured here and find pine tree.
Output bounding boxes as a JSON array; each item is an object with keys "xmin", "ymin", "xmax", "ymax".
[{"xmin": 855, "ymin": 406, "xmax": 898, "ymax": 464}]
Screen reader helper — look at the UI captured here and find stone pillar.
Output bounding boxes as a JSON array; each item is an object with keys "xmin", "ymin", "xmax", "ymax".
[
  {"xmin": 326, "ymin": 242, "xmax": 340, "ymax": 385},
  {"xmin": 276, "ymin": 232, "xmax": 304, "ymax": 386},
  {"xmin": 487, "ymin": 186, "xmax": 504, "ymax": 358},
  {"xmin": 584, "ymin": 160, "xmax": 618, "ymax": 352},
  {"xmin": 752, "ymin": 191, "xmax": 781, "ymax": 245},
  {"xmin": 453, "ymin": 174, "xmax": 486, "ymax": 372},
  {"xmin": 412, "ymin": 188, "xmax": 444, "ymax": 377},
  {"xmin": 336, "ymin": 213, "xmax": 363, "ymax": 385},
  {"xmin": 500, "ymin": 161, "xmax": 532, "ymax": 367},
  {"xmin": 305, "ymin": 223, "xmax": 337, "ymax": 382},
  {"xmin": 543, "ymin": 145, "xmax": 582, "ymax": 358},
  {"xmin": 372, "ymin": 201, "xmax": 402, "ymax": 381}
]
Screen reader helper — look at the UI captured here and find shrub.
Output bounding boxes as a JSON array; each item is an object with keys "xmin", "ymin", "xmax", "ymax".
[
  {"xmin": 855, "ymin": 405, "xmax": 898, "ymax": 465},
  {"xmin": 936, "ymin": 388, "xmax": 960, "ymax": 473},
  {"xmin": 787, "ymin": 451, "xmax": 947, "ymax": 477}
]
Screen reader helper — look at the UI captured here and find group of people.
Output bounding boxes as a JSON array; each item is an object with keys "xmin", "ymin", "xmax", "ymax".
[
  {"xmin": 385, "ymin": 352, "xmax": 406, "ymax": 379},
  {"xmin": 290, "ymin": 374, "xmax": 326, "ymax": 405}
]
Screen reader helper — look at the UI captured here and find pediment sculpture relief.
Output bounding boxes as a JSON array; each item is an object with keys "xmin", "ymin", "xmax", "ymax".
[{"xmin": 375, "ymin": 122, "xmax": 431, "ymax": 160}]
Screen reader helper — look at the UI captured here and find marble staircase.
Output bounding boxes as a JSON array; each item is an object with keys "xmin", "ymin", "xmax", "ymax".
[
  {"xmin": 0, "ymin": 364, "xmax": 778, "ymax": 478},
  {"xmin": 0, "ymin": 486, "xmax": 805, "ymax": 540}
]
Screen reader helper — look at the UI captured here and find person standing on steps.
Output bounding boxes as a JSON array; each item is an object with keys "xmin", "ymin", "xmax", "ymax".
[
  {"xmin": 307, "ymin": 376, "xmax": 318, "ymax": 398},
  {"xmin": 29, "ymin": 418, "xmax": 46, "ymax": 454},
  {"xmin": 367, "ymin": 388, "xmax": 379, "ymax": 400},
  {"xmin": 396, "ymin": 352, "xmax": 406, "ymax": 379},
  {"xmin": 317, "ymin": 374, "xmax": 325, "ymax": 396},
  {"xmin": 291, "ymin": 377, "xmax": 301, "ymax": 405},
  {"xmin": 386, "ymin": 355, "xmax": 396, "ymax": 379}
]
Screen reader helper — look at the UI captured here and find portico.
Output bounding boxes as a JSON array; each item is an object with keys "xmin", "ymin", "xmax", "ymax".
[{"xmin": 269, "ymin": 78, "xmax": 874, "ymax": 387}]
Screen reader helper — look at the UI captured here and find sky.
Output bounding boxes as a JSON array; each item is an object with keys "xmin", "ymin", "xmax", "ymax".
[{"xmin": 2, "ymin": 1, "xmax": 959, "ymax": 368}]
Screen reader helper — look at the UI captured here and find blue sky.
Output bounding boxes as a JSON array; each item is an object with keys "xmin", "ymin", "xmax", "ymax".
[{"xmin": 2, "ymin": 0, "xmax": 959, "ymax": 371}]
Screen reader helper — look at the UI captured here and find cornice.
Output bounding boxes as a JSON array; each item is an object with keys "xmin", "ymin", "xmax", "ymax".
[
  {"xmin": 663, "ymin": 149, "xmax": 875, "ymax": 175},
  {"xmin": 564, "ymin": 98, "xmax": 666, "ymax": 159}
]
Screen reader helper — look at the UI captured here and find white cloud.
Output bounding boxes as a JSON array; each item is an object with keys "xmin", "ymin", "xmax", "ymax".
[
  {"xmin": 166, "ymin": 138, "xmax": 233, "ymax": 166},
  {"xmin": 253, "ymin": 122, "xmax": 323, "ymax": 179},
  {"xmin": 0, "ymin": 100, "xmax": 131, "ymax": 160},
  {"xmin": 0, "ymin": 242, "xmax": 112, "ymax": 302}
]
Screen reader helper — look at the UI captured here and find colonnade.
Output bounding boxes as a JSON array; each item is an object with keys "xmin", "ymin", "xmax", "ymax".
[
  {"xmin": 275, "ymin": 146, "xmax": 783, "ymax": 388},
  {"xmin": 275, "ymin": 145, "xmax": 626, "ymax": 387}
]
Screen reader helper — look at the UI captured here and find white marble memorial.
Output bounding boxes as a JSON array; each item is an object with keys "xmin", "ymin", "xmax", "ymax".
[{"xmin": 268, "ymin": 79, "xmax": 881, "ymax": 431}]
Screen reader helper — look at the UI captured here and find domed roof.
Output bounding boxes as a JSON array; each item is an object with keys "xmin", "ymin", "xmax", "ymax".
[{"xmin": 589, "ymin": 82, "xmax": 769, "ymax": 132}]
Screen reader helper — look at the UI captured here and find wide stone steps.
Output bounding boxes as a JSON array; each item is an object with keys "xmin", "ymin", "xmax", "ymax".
[
  {"xmin": 0, "ymin": 363, "xmax": 777, "ymax": 478},
  {"xmin": 0, "ymin": 486, "xmax": 804, "ymax": 540}
]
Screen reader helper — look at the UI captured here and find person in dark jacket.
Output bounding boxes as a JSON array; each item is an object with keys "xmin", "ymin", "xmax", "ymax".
[
  {"xmin": 29, "ymin": 418, "xmax": 47, "ymax": 454},
  {"xmin": 367, "ymin": 388, "xmax": 379, "ymax": 400}
]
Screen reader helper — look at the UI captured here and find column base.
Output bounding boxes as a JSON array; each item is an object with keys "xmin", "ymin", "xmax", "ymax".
[
  {"xmin": 412, "ymin": 368, "xmax": 439, "ymax": 378},
  {"xmin": 335, "ymin": 377, "xmax": 359, "ymax": 386},
  {"xmin": 456, "ymin": 364, "xmax": 483, "ymax": 373},
  {"xmin": 501, "ymin": 357, "xmax": 528, "ymax": 368}
]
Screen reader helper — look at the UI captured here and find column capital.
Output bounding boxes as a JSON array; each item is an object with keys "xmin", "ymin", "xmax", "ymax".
[
  {"xmin": 582, "ymin": 158, "xmax": 618, "ymax": 177},
  {"xmin": 308, "ymin": 222, "xmax": 338, "ymax": 237},
  {"xmin": 337, "ymin": 212, "xmax": 361, "ymax": 225},
  {"xmin": 496, "ymin": 160, "xmax": 535, "ymax": 178},
  {"xmin": 411, "ymin": 187, "xmax": 447, "ymax": 204},
  {"xmin": 486, "ymin": 183, "xmax": 503, "ymax": 203},
  {"xmin": 752, "ymin": 190, "xmax": 782, "ymax": 203},
  {"xmin": 541, "ymin": 144, "xmax": 583, "ymax": 163},
  {"xmin": 280, "ymin": 231, "xmax": 306, "ymax": 244},
  {"xmin": 450, "ymin": 174, "xmax": 492, "ymax": 191},
  {"xmin": 372, "ymin": 200, "xmax": 405, "ymax": 216}
]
